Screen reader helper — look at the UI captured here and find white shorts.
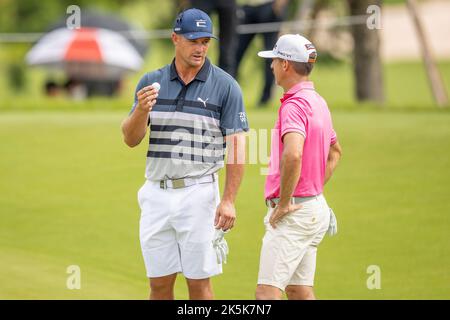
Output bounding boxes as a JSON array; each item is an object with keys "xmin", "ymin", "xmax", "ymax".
[
  {"xmin": 138, "ymin": 178, "xmax": 222, "ymax": 279},
  {"xmin": 257, "ymin": 194, "xmax": 330, "ymax": 290}
]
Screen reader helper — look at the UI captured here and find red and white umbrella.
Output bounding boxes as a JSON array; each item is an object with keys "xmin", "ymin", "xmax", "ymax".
[{"xmin": 26, "ymin": 27, "xmax": 144, "ymax": 80}]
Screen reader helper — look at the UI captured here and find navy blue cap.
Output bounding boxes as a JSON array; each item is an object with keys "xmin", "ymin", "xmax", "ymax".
[{"xmin": 173, "ymin": 8, "xmax": 217, "ymax": 40}]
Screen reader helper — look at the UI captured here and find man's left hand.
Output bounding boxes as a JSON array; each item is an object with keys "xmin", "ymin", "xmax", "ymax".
[
  {"xmin": 215, "ymin": 201, "xmax": 236, "ymax": 231},
  {"xmin": 269, "ymin": 203, "xmax": 302, "ymax": 228}
]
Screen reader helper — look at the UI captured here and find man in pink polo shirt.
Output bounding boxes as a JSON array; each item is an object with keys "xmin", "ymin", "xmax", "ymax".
[{"xmin": 255, "ymin": 34, "xmax": 342, "ymax": 300}]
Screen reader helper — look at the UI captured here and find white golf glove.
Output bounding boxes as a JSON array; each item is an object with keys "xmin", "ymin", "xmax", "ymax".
[
  {"xmin": 212, "ymin": 229, "xmax": 229, "ymax": 264},
  {"xmin": 327, "ymin": 208, "xmax": 338, "ymax": 236}
]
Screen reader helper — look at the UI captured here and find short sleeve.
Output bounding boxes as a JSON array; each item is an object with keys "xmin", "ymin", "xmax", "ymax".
[
  {"xmin": 331, "ymin": 128, "xmax": 337, "ymax": 145},
  {"xmin": 129, "ymin": 73, "xmax": 149, "ymax": 114},
  {"xmin": 280, "ymin": 101, "xmax": 308, "ymax": 140},
  {"xmin": 219, "ymin": 80, "xmax": 249, "ymax": 136}
]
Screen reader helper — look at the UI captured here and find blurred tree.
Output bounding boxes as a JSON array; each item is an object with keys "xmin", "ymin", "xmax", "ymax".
[
  {"xmin": 7, "ymin": 63, "xmax": 26, "ymax": 92},
  {"xmin": 347, "ymin": 0, "xmax": 384, "ymax": 104}
]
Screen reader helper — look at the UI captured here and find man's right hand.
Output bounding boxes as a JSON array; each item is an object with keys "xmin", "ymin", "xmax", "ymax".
[
  {"xmin": 121, "ymin": 84, "xmax": 159, "ymax": 147},
  {"xmin": 136, "ymin": 85, "xmax": 159, "ymax": 113}
]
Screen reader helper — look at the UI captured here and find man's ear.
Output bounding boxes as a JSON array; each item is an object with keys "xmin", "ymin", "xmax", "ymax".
[
  {"xmin": 282, "ymin": 59, "xmax": 289, "ymax": 71},
  {"xmin": 171, "ymin": 32, "xmax": 178, "ymax": 45}
]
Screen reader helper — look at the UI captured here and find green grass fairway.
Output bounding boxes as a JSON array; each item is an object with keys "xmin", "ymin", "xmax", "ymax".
[{"xmin": 1, "ymin": 110, "xmax": 449, "ymax": 299}]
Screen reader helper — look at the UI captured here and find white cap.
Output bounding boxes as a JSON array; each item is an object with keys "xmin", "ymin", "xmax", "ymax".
[
  {"xmin": 151, "ymin": 82, "xmax": 160, "ymax": 92},
  {"xmin": 258, "ymin": 34, "xmax": 317, "ymax": 63}
]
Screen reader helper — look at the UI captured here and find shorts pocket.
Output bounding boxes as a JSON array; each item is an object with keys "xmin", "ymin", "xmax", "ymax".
[
  {"xmin": 263, "ymin": 208, "xmax": 273, "ymax": 225},
  {"xmin": 137, "ymin": 182, "xmax": 147, "ymax": 209},
  {"xmin": 283, "ymin": 207, "xmax": 321, "ymax": 235}
]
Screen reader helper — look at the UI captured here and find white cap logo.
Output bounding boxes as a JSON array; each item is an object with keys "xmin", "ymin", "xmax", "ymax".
[
  {"xmin": 257, "ymin": 34, "xmax": 317, "ymax": 63},
  {"xmin": 196, "ymin": 19, "xmax": 206, "ymax": 28}
]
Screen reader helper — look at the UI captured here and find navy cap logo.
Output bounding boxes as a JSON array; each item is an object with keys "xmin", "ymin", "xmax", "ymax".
[{"xmin": 196, "ymin": 19, "xmax": 206, "ymax": 28}]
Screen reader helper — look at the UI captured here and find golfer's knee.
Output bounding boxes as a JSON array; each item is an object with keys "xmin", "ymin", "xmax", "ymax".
[
  {"xmin": 285, "ymin": 285, "xmax": 315, "ymax": 300},
  {"xmin": 186, "ymin": 278, "xmax": 213, "ymax": 299},
  {"xmin": 255, "ymin": 285, "xmax": 282, "ymax": 300},
  {"xmin": 150, "ymin": 281, "xmax": 171, "ymax": 294},
  {"xmin": 255, "ymin": 288, "xmax": 270, "ymax": 300},
  {"xmin": 187, "ymin": 278, "xmax": 211, "ymax": 289},
  {"xmin": 150, "ymin": 284, "xmax": 173, "ymax": 300},
  {"xmin": 149, "ymin": 275, "xmax": 176, "ymax": 296}
]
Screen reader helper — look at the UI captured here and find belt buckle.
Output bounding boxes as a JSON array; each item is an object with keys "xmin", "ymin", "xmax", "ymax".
[
  {"xmin": 172, "ymin": 178, "xmax": 186, "ymax": 189},
  {"xmin": 160, "ymin": 180, "xmax": 167, "ymax": 189}
]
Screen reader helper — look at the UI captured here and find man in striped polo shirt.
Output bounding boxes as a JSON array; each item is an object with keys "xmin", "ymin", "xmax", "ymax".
[{"xmin": 121, "ymin": 8, "xmax": 248, "ymax": 300}]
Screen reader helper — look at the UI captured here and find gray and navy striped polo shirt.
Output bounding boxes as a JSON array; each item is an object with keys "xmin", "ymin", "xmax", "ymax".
[{"xmin": 130, "ymin": 58, "xmax": 249, "ymax": 181}]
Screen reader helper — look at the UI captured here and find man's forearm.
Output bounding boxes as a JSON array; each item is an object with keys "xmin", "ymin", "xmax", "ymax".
[
  {"xmin": 324, "ymin": 157, "xmax": 338, "ymax": 184},
  {"xmin": 222, "ymin": 134, "xmax": 246, "ymax": 203},
  {"xmin": 278, "ymin": 133, "xmax": 305, "ymax": 207},
  {"xmin": 324, "ymin": 142, "xmax": 342, "ymax": 184},
  {"xmin": 222, "ymin": 163, "xmax": 244, "ymax": 203},
  {"xmin": 278, "ymin": 151, "xmax": 302, "ymax": 207},
  {"xmin": 121, "ymin": 108, "xmax": 149, "ymax": 147}
]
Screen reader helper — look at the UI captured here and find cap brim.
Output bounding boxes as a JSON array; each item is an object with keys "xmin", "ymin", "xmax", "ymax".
[
  {"xmin": 182, "ymin": 32, "xmax": 218, "ymax": 40},
  {"xmin": 257, "ymin": 50, "xmax": 277, "ymax": 59}
]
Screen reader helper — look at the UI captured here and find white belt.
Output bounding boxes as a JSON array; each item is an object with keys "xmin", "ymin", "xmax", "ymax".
[
  {"xmin": 159, "ymin": 173, "xmax": 216, "ymax": 189},
  {"xmin": 265, "ymin": 194, "xmax": 321, "ymax": 208}
]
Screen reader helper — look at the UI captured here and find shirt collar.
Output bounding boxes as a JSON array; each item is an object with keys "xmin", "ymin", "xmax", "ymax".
[
  {"xmin": 170, "ymin": 58, "xmax": 211, "ymax": 83},
  {"xmin": 280, "ymin": 81, "xmax": 315, "ymax": 103}
]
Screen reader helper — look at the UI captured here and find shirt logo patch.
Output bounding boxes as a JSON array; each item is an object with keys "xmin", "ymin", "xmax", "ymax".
[
  {"xmin": 197, "ymin": 97, "xmax": 209, "ymax": 108},
  {"xmin": 239, "ymin": 112, "xmax": 247, "ymax": 123}
]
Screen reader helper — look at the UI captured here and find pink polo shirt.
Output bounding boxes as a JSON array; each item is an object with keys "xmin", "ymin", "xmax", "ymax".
[{"xmin": 265, "ymin": 81, "xmax": 337, "ymax": 199}]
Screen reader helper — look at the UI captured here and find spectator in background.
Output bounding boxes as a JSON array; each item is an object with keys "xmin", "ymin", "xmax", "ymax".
[
  {"xmin": 83, "ymin": 79, "xmax": 120, "ymax": 97},
  {"xmin": 44, "ymin": 80, "xmax": 60, "ymax": 97},
  {"xmin": 235, "ymin": 0, "xmax": 290, "ymax": 106},
  {"xmin": 64, "ymin": 78, "xmax": 88, "ymax": 101},
  {"xmin": 182, "ymin": 0, "xmax": 238, "ymax": 76}
]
